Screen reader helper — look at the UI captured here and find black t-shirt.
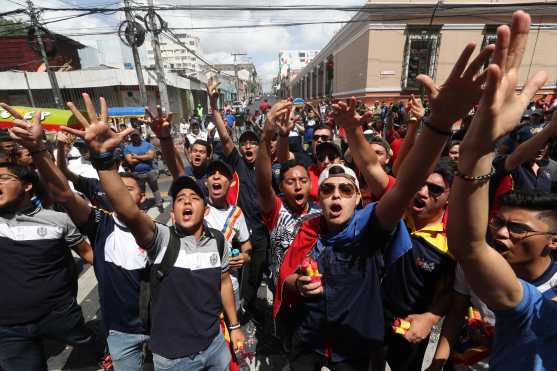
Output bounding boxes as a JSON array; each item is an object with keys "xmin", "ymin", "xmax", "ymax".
[
  {"xmin": 73, "ymin": 175, "xmax": 113, "ymax": 211},
  {"xmin": 381, "ymin": 228, "xmax": 454, "ymax": 320},
  {"xmin": 224, "ymin": 148, "xmax": 266, "ymax": 241}
]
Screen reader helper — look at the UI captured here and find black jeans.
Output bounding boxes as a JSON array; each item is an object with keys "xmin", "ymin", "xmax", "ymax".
[
  {"xmin": 0, "ymin": 297, "xmax": 97, "ymax": 371},
  {"xmin": 288, "ymin": 335, "xmax": 369, "ymax": 371},
  {"xmin": 240, "ymin": 233, "xmax": 269, "ymax": 313},
  {"xmin": 384, "ymin": 326, "xmax": 429, "ymax": 371}
]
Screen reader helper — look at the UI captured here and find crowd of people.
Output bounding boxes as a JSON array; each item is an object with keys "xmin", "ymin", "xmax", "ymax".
[{"xmin": 0, "ymin": 9, "xmax": 556, "ymax": 371}]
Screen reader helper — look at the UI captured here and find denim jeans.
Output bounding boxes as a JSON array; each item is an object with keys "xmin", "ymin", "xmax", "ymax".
[
  {"xmin": 153, "ymin": 332, "xmax": 230, "ymax": 371},
  {"xmin": 107, "ymin": 329, "xmax": 150, "ymax": 371},
  {"xmin": 133, "ymin": 169, "xmax": 163, "ymax": 206},
  {"xmin": 0, "ymin": 297, "xmax": 98, "ymax": 371}
]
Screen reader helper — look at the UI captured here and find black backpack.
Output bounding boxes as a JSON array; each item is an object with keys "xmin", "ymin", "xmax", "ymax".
[{"xmin": 138, "ymin": 226, "xmax": 226, "ymax": 333}]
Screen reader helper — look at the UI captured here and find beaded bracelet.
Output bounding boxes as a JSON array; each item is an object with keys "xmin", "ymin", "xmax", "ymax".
[
  {"xmin": 423, "ymin": 120, "xmax": 452, "ymax": 137},
  {"xmin": 454, "ymin": 166, "xmax": 496, "ymax": 184}
]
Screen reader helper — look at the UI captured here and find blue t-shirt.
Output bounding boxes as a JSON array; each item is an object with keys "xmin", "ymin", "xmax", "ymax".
[
  {"xmin": 225, "ymin": 114, "xmax": 236, "ymax": 128},
  {"xmin": 490, "ymin": 280, "xmax": 557, "ymax": 371},
  {"xmin": 124, "ymin": 141, "xmax": 155, "ymax": 173}
]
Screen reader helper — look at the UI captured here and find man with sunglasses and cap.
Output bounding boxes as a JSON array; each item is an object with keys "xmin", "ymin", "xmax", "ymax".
[
  {"xmin": 256, "ymin": 101, "xmax": 321, "ymax": 293},
  {"xmin": 61, "ymin": 94, "xmax": 244, "ymax": 371}
]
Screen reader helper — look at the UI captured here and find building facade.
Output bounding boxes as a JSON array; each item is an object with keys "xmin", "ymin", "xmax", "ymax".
[
  {"xmin": 289, "ymin": 0, "xmax": 557, "ymax": 103},
  {"xmin": 147, "ymin": 33, "xmax": 204, "ymax": 75}
]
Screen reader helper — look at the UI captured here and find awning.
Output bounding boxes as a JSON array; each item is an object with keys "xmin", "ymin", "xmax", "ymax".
[{"xmin": 108, "ymin": 106, "xmax": 145, "ymax": 118}]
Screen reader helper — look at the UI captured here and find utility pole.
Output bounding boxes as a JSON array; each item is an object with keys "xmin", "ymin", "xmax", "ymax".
[
  {"xmin": 23, "ymin": 71, "xmax": 36, "ymax": 107},
  {"xmin": 123, "ymin": 0, "xmax": 148, "ymax": 107},
  {"xmin": 26, "ymin": 0, "xmax": 63, "ymax": 108},
  {"xmin": 231, "ymin": 52, "xmax": 246, "ymax": 101},
  {"xmin": 146, "ymin": 1, "xmax": 170, "ymax": 113}
]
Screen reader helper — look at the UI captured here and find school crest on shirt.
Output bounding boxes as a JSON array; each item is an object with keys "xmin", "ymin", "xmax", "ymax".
[
  {"xmin": 37, "ymin": 226, "xmax": 47, "ymax": 237},
  {"xmin": 210, "ymin": 253, "xmax": 218, "ymax": 266},
  {"xmin": 415, "ymin": 257, "xmax": 436, "ymax": 272}
]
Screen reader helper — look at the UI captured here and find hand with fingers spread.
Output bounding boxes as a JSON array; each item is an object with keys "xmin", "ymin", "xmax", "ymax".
[
  {"xmin": 332, "ymin": 97, "xmax": 372, "ymax": 130},
  {"xmin": 417, "ymin": 41, "xmax": 495, "ymax": 129},
  {"xmin": 0, "ymin": 103, "xmax": 45, "ymax": 152},
  {"xmin": 62, "ymin": 93, "xmax": 135, "ymax": 154},
  {"xmin": 462, "ymin": 12, "xmax": 548, "ymax": 157},
  {"xmin": 141, "ymin": 106, "xmax": 173, "ymax": 139},
  {"xmin": 266, "ymin": 100, "xmax": 292, "ymax": 137}
]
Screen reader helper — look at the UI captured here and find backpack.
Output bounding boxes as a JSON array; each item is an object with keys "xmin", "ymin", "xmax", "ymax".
[{"xmin": 138, "ymin": 226, "xmax": 226, "ymax": 333}]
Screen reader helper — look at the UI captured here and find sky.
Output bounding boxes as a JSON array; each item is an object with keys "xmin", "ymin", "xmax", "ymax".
[{"xmin": 3, "ymin": 0, "xmax": 366, "ymax": 91}]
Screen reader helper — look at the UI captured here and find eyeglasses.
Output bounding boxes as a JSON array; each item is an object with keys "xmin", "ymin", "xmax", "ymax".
[
  {"xmin": 240, "ymin": 140, "xmax": 258, "ymax": 146},
  {"xmin": 425, "ymin": 182, "xmax": 446, "ymax": 198},
  {"xmin": 0, "ymin": 173, "xmax": 19, "ymax": 184},
  {"xmin": 313, "ymin": 135, "xmax": 331, "ymax": 142},
  {"xmin": 319, "ymin": 182, "xmax": 357, "ymax": 198},
  {"xmin": 317, "ymin": 152, "xmax": 340, "ymax": 163},
  {"xmin": 488, "ymin": 217, "xmax": 557, "ymax": 240}
]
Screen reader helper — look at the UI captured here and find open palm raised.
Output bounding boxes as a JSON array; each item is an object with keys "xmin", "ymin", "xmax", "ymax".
[{"xmin": 62, "ymin": 93, "xmax": 134, "ymax": 153}]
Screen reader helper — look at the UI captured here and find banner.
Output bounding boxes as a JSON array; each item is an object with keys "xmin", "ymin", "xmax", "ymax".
[{"xmin": 0, "ymin": 106, "xmax": 83, "ymax": 131}]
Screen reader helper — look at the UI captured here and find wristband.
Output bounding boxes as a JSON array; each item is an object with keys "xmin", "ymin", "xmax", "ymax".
[
  {"xmin": 90, "ymin": 151, "xmax": 117, "ymax": 170},
  {"xmin": 423, "ymin": 120, "xmax": 451, "ymax": 137},
  {"xmin": 90, "ymin": 151, "xmax": 115, "ymax": 160},
  {"xmin": 228, "ymin": 324, "xmax": 241, "ymax": 331},
  {"xmin": 454, "ymin": 166, "xmax": 496, "ymax": 184}
]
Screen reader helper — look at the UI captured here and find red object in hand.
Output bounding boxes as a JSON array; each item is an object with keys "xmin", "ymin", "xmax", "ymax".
[{"xmin": 301, "ymin": 257, "xmax": 321, "ymax": 283}]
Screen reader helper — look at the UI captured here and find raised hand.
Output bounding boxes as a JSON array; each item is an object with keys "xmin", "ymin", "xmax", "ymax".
[
  {"xmin": 417, "ymin": 41, "xmax": 495, "ymax": 129},
  {"xmin": 463, "ymin": 11, "xmax": 548, "ymax": 156},
  {"xmin": 207, "ymin": 76, "xmax": 221, "ymax": 107},
  {"xmin": 0, "ymin": 103, "xmax": 44, "ymax": 151},
  {"xmin": 62, "ymin": 93, "xmax": 134, "ymax": 153},
  {"xmin": 141, "ymin": 105, "xmax": 173, "ymax": 138},
  {"xmin": 332, "ymin": 97, "xmax": 372, "ymax": 130},
  {"xmin": 407, "ymin": 94, "xmax": 425, "ymax": 121},
  {"xmin": 266, "ymin": 100, "xmax": 292, "ymax": 137}
]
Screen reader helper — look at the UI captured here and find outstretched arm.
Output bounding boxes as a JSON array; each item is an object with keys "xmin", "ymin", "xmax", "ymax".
[
  {"xmin": 55, "ymin": 132, "xmax": 80, "ymax": 184},
  {"xmin": 503, "ymin": 109, "xmax": 557, "ymax": 172},
  {"xmin": 256, "ymin": 101, "xmax": 292, "ymax": 215},
  {"xmin": 373, "ymin": 41, "xmax": 495, "ymax": 231},
  {"xmin": 448, "ymin": 11, "xmax": 547, "ymax": 310},
  {"xmin": 208, "ymin": 78, "xmax": 235, "ymax": 156},
  {"xmin": 141, "ymin": 106, "xmax": 185, "ymax": 180},
  {"xmin": 333, "ymin": 100, "xmax": 391, "ymax": 198},
  {"xmin": 63, "ymin": 93, "xmax": 156, "ymax": 248},
  {"xmin": 392, "ymin": 95, "xmax": 424, "ymax": 176}
]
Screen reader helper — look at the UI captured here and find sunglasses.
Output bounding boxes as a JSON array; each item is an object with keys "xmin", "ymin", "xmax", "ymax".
[
  {"xmin": 313, "ymin": 135, "xmax": 331, "ymax": 142},
  {"xmin": 425, "ymin": 182, "xmax": 445, "ymax": 198},
  {"xmin": 319, "ymin": 182, "xmax": 356, "ymax": 198}
]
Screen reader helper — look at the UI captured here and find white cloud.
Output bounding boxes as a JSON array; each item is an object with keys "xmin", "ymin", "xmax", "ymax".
[{"xmin": 7, "ymin": 0, "xmax": 366, "ymax": 91}]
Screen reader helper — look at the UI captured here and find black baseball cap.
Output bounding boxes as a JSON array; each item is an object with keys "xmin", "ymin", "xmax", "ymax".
[
  {"xmin": 206, "ymin": 160, "xmax": 233, "ymax": 180},
  {"xmin": 169, "ymin": 176, "xmax": 205, "ymax": 202},
  {"xmin": 239, "ymin": 130, "xmax": 259, "ymax": 144},
  {"xmin": 0, "ymin": 129, "xmax": 11, "ymax": 141}
]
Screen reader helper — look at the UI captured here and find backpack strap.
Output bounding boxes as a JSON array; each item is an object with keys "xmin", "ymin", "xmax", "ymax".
[
  {"xmin": 153, "ymin": 226, "xmax": 181, "ymax": 283},
  {"xmin": 207, "ymin": 227, "xmax": 225, "ymax": 259}
]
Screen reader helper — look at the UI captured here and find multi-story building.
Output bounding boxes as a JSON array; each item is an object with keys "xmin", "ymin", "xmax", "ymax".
[
  {"xmin": 289, "ymin": 0, "xmax": 557, "ymax": 103},
  {"xmin": 147, "ymin": 33, "xmax": 204, "ymax": 75},
  {"xmin": 276, "ymin": 50, "xmax": 319, "ymax": 96}
]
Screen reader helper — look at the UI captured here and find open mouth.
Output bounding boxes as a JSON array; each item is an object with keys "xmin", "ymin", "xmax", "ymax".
[
  {"xmin": 244, "ymin": 150, "xmax": 253, "ymax": 157},
  {"xmin": 212, "ymin": 183, "xmax": 222, "ymax": 191},
  {"xmin": 295, "ymin": 193, "xmax": 305, "ymax": 202},
  {"xmin": 412, "ymin": 197, "xmax": 426, "ymax": 212},
  {"xmin": 490, "ymin": 239, "xmax": 510, "ymax": 254},
  {"xmin": 329, "ymin": 203, "xmax": 343, "ymax": 218},
  {"xmin": 183, "ymin": 208, "xmax": 193, "ymax": 221}
]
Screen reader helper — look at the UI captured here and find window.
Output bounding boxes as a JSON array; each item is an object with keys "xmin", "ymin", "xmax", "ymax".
[
  {"xmin": 299, "ymin": 52, "xmax": 306, "ymax": 58},
  {"xmin": 402, "ymin": 26, "xmax": 441, "ymax": 90},
  {"xmin": 189, "ymin": 41, "xmax": 195, "ymax": 46}
]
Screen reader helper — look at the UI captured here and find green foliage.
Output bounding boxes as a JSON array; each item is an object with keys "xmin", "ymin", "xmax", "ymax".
[{"xmin": 0, "ymin": 18, "xmax": 28, "ymax": 37}]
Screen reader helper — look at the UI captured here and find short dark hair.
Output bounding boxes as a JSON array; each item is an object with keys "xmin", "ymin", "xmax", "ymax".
[
  {"xmin": 192, "ymin": 139, "xmax": 212, "ymax": 156},
  {"xmin": 432, "ymin": 159, "xmax": 455, "ymax": 187},
  {"xmin": 313, "ymin": 124, "xmax": 332, "ymax": 135},
  {"xmin": 119, "ymin": 172, "xmax": 141, "ymax": 188},
  {"xmin": 0, "ymin": 162, "xmax": 42, "ymax": 198},
  {"xmin": 279, "ymin": 159, "xmax": 307, "ymax": 182},
  {"xmin": 499, "ymin": 191, "xmax": 557, "ymax": 229}
]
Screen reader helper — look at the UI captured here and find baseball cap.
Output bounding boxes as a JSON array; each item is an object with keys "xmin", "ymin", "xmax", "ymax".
[
  {"xmin": 206, "ymin": 160, "xmax": 233, "ymax": 180},
  {"xmin": 318, "ymin": 164, "xmax": 360, "ymax": 191},
  {"xmin": 0, "ymin": 129, "xmax": 10, "ymax": 141},
  {"xmin": 239, "ymin": 130, "xmax": 259, "ymax": 144},
  {"xmin": 316, "ymin": 142, "xmax": 341, "ymax": 160},
  {"xmin": 74, "ymin": 138, "xmax": 88, "ymax": 148},
  {"xmin": 365, "ymin": 134, "xmax": 391, "ymax": 154},
  {"xmin": 169, "ymin": 176, "xmax": 206, "ymax": 202}
]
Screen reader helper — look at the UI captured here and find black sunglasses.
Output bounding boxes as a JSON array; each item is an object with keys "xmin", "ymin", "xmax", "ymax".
[
  {"xmin": 317, "ymin": 151, "xmax": 340, "ymax": 163},
  {"xmin": 426, "ymin": 182, "xmax": 445, "ymax": 198},
  {"xmin": 319, "ymin": 182, "xmax": 356, "ymax": 198},
  {"xmin": 313, "ymin": 134, "xmax": 331, "ymax": 142}
]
